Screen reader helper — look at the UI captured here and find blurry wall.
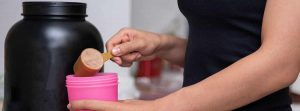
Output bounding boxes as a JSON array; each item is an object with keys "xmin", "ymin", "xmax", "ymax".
[
  {"xmin": 131, "ymin": 0, "xmax": 187, "ymax": 100},
  {"xmin": 132, "ymin": 0, "xmax": 187, "ymax": 37},
  {"xmin": 291, "ymin": 75, "xmax": 300, "ymax": 94}
]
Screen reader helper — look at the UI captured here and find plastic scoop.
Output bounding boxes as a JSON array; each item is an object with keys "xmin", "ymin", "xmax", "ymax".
[{"xmin": 73, "ymin": 48, "xmax": 113, "ymax": 77}]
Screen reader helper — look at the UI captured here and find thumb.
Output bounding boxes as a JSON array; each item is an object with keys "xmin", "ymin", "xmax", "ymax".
[{"xmin": 111, "ymin": 41, "xmax": 143, "ymax": 56}]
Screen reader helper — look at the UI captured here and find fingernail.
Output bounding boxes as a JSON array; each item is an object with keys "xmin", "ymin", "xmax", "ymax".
[
  {"xmin": 112, "ymin": 47, "xmax": 121, "ymax": 56},
  {"xmin": 67, "ymin": 104, "xmax": 71, "ymax": 109}
]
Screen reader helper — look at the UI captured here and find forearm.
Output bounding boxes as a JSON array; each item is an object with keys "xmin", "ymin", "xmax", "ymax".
[
  {"xmin": 157, "ymin": 34, "xmax": 187, "ymax": 66},
  {"xmin": 159, "ymin": 48, "xmax": 299, "ymax": 111}
]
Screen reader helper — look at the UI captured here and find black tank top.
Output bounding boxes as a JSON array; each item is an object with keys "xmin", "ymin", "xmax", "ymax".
[{"xmin": 178, "ymin": 0, "xmax": 292, "ymax": 110}]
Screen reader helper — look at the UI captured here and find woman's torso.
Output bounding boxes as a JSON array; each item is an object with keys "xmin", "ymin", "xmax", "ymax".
[{"xmin": 178, "ymin": 0, "xmax": 292, "ymax": 110}]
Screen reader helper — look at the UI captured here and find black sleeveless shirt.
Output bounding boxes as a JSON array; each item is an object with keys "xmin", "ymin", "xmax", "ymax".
[{"xmin": 178, "ymin": 0, "xmax": 292, "ymax": 110}]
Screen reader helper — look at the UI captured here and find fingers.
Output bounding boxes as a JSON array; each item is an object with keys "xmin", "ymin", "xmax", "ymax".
[
  {"xmin": 68, "ymin": 100, "xmax": 122, "ymax": 111},
  {"xmin": 120, "ymin": 52, "xmax": 142, "ymax": 67},
  {"xmin": 106, "ymin": 28, "xmax": 134, "ymax": 53},
  {"xmin": 106, "ymin": 28, "xmax": 144, "ymax": 66},
  {"xmin": 111, "ymin": 41, "xmax": 143, "ymax": 56},
  {"xmin": 139, "ymin": 55, "xmax": 156, "ymax": 61},
  {"xmin": 68, "ymin": 100, "xmax": 104, "ymax": 110},
  {"xmin": 106, "ymin": 28, "xmax": 161, "ymax": 67},
  {"xmin": 111, "ymin": 57, "xmax": 122, "ymax": 65},
  {"xmin": 112, "ymin": 52, "xmax": 142, "ymax": 67},
  {"xmin": 68, "ymin": 100, "xmax": 155, "ymax": 111}
]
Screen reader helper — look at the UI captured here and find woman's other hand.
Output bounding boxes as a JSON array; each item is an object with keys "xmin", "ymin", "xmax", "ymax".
[{"xmin": 68, "ymin": 99, "xmax": 159, "ymax": 111}]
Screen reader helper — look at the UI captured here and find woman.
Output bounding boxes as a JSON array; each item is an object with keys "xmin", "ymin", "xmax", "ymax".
[{"xmin": 68, "ymin": 0, "xmax": 300, "ymax": 110}]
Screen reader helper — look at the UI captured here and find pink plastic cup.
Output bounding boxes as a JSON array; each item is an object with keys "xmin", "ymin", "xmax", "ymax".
[
  {"xmin": 66, "ymin": 73, "xmax": 118, "ymax": 111},
  {"xmin": 66, "ymin": 73, "xmax": 117, "ymax": 81},
  {"xmin": 66, "ymin": 78, "xmax": 117, "ymax": 83},
  {"xmin": 66, "ymin": 73, "xmax": 117, "ymax": 84},
  {"xmin": 66, "ymin": 80, "xmax": 118, "ymax": 86},
  {"xmin": 66, "ymin": 78, "xmax": 118, "ymax": 83}
]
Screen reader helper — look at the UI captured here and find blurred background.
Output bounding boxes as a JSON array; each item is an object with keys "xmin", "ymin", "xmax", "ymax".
[{"xmin": 0, "ymin": 0, "xmax": 299, "ymax": 110}]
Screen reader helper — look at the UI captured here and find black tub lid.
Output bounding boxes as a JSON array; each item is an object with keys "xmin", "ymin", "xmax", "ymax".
[{"xmin": 22, "ymin": 2, "xmax": 87, "ymax": 16}]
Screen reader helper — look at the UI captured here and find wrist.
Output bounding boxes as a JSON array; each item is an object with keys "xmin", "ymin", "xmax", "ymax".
[{"xmin": 155, "ymin": 34, "xmax": 172, "ymax": 58}]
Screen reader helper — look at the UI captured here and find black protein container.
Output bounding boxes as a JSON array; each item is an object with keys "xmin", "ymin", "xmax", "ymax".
[{"xmin": 4, "ymin": 2, "xmax": 103, "ymax": 111}]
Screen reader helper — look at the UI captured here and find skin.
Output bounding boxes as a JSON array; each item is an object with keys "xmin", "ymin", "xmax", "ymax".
[{"xmin": 68, "ymin": 0, "xmax": 300, "ymax": 110}]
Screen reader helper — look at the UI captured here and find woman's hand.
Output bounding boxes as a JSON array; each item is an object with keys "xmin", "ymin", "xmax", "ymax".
[
  {"xmin": 68, "ymin": 99, "xmax": 160, "ymax": 111},
  {"xmin": 106, "ymin": 28, "xmax": 187, "ymax": 67},
  {"xmin": 106, "ymin": 28, "xmax": 162, "ymax": 67}
]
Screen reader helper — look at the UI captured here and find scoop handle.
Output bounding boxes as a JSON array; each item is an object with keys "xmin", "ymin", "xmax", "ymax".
[{"xmin": 102, "ymin": 51, "xmax": 113, "ymax": 62}]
